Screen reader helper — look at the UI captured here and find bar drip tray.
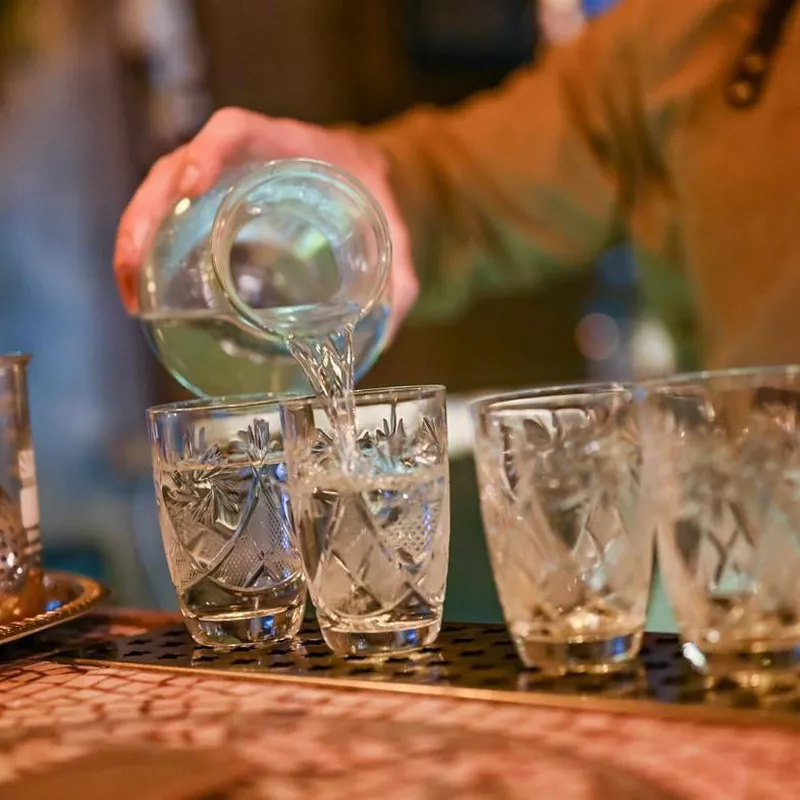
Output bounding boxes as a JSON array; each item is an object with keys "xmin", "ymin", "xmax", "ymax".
[{"xmin": 60, "ymin": 622, "xmax": 800, "ymax": 726}]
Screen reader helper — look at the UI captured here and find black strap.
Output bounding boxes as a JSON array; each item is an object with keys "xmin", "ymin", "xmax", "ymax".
[{"xmin": 726, "ymin": 0, "xmax": 798, "ymax": 109}]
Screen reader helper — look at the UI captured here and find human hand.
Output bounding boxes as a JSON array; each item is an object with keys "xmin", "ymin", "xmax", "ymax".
[{"xmin": 114, "ymin": 107, "xmax": 417, "ymax": 338}]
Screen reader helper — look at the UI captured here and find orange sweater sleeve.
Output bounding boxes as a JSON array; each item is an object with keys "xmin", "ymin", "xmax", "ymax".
[{"xmin": 366, "ymin": 0, "xmax": 648, "ymax": 321}]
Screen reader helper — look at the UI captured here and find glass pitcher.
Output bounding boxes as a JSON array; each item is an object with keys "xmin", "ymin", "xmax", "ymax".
[{"xmin": 137, "ymin": 159, "xmax": 392, "ymax": 397}]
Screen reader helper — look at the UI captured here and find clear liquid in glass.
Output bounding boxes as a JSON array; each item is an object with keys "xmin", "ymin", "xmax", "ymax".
[
  {"xmin": 156, "ymin": 452, "xmax": 305, "ymax": 648},
  {"xmin": 291, "ymin": 463, "xmax": 449, "ymax": 654}
]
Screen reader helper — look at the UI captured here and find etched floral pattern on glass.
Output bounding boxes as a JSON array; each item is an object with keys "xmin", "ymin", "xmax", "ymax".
[
  {"xmin": 150, "ymin": 404, "xmax": 306, "ymax": 648},
  {"xmin": 282, "ymin": 387, "xmax": 449, "ymax": 655},
  {"xmin": 645, "ymin": 384, "xmax": 800, "ymax": 666},
  {"xmin": 473, "ymin": 388, "xmax": 653, "ymax": 672}
]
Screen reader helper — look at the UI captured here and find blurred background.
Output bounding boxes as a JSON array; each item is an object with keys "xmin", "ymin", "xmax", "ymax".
[{"xmin": 0, "ymin": 0, "xmax": 676, "ymax": 618}]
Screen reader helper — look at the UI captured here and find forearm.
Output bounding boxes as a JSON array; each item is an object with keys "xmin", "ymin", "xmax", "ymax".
[{"xmin": 365, "ymin": 21, "xmax": 634, "ymax": 321}]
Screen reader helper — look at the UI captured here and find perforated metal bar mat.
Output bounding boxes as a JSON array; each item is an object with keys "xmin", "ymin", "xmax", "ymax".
[{"xmin": 57, "ymin": 622, "xmax": 800, "ymax": 725}]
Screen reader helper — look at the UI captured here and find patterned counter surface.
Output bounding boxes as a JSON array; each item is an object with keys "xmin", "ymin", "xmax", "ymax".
[{"xmin": 1, "ymin": 611, "xmax": 800, "ymax": 798}]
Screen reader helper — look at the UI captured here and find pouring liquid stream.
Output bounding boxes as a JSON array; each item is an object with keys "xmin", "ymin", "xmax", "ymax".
[{"xmin": 287, "ymin": 325, "xmax": 360, "ymax": 473}]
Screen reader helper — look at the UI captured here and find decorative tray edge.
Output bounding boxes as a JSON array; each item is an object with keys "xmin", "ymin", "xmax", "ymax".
[{"xmin": 0, "ymin": 572, "xmax": 108, "ymax": 646}]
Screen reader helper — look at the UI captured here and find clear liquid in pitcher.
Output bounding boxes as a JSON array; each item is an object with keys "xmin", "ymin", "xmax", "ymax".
[{"xmin": 142, "ymin": 302, "xmax": 388, "ymax": 397}]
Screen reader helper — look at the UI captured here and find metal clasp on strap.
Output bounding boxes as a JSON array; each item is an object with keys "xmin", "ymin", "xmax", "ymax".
[{"xmin": 726, "ymin": 0, "xmax": 797, "ymax": 109}]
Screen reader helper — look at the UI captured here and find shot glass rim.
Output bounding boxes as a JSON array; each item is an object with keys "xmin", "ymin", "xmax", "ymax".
[
  {"xmin": 279, "ymin": 384, "xmax": 446, "ymax": 412},
  {"xmin": 639, "ymin": 364, "xmax": 800, "ymax": 394},
  {"xmin": 147, "ymin": 391, "xmax": 297, "ymax": 421},
  {"xmin": 469, "ymin": 381, "xmax": 633, "ymax": 421}
]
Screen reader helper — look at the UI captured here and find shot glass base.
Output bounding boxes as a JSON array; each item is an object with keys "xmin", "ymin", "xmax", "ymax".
[
  {"xmin": 514, "ymin": 629, "xmax": 643, "ymax": 674},
  {"xmin": 184, "ymin": 603, "xmax": 305, "ymax": 651},
  {"xmin": 684, "ymin": 641, "xmax": 800, "ymax": 690},
  {"xmin": 320, "ymin": 618, "xmax": 442, "ymax": 658}
]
